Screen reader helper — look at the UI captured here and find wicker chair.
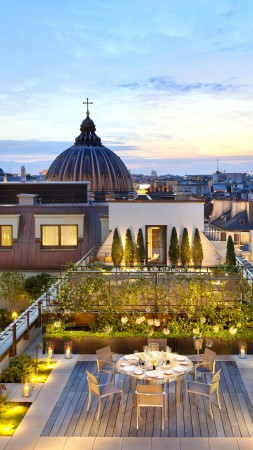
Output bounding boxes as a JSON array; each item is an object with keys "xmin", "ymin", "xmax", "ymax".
[
  {"xmin": 186, "ymin": 369, "xmax": 221, "ymax": 419},
  {"xmin": 135, "ymin": 383, "xmax": 167, "ymax": 430},
  {"xmin": 86, "ymin": 370, "xmax": 123, "ymax": 420}
]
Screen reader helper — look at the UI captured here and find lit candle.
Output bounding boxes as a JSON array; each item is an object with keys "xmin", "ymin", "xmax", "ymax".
[
  {"xmin": 48, "ymin": 348, "xmax": 53, "ymax": 359},
  {"xmin": 23, "ymin": 383, "xmax": 30, "ymax": 397},
  {"xmin": 240, "ymin": 348, "xmax": 246, "ymax": 357},
  {"xmin": 65, "ymin": 347, "xmax": 71, "ymax": 359}
]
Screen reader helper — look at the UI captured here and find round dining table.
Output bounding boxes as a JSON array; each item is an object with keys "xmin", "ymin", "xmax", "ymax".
[{"xmin": 116, "ymin": 351, "xmax": 193, "ymax": 406}]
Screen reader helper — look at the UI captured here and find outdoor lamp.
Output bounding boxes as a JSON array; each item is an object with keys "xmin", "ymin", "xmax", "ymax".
[
  {"xmin": 239, "ymin": 341, "xmax": 247, "ymax": 359},
  {"xmin": 46, "ymin": 340, "xmax": 54, "ymax": 359},
  {"xmin": 22, "ymin": 376, "xmax": 30, "ymax": 398},
  {"xmin": 193, "ymin": 336, "xmax": 203, "ymax": 363},
  {"xmin": 64, "ymin": 341, "xmax": 72, "ymax": 359}
]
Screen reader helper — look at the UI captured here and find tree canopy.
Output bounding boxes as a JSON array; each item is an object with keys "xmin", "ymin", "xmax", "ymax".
[
  {"xmin": 169, "ymin": 226, "xmax": 180, "ymax": 266},
  {"xmin": 124, "ymin": 228, "xmax": 135, "ymax": 267},
  {"xmin": 180, "ymin": 227, "xmax": 191, "ymax": 266},
  {"xmin": 225, "ymin": 235, "xmax": 236, "ymax": 266},
  {"xmin": 136, "ymin": 228, "xmax": 145, "ymax": 264},
  {"xmin": 111, "ymin": 228, "xmax": 123, "ymax": 266},
  {"xmin": 192, "ymin": 228, "xmax": 204, "ymax": 267}
]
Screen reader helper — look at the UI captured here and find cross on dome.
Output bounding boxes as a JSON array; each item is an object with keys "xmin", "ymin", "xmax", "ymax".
[{"xmin": 83, "ymin": 98, "xmax": 93, "ymax": 117}]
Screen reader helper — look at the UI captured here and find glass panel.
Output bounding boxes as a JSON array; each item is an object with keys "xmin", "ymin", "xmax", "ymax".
[
  {"xmin": 61, "ymin": 225, "xmax": 77, "ymax": 246},
  {"xmin": 42, "ymin": 226, "xmax": 59, "ymax": 246},
  {"xmin": 1, "ymin": 225, "xmax": 12, "ymax": 246}
]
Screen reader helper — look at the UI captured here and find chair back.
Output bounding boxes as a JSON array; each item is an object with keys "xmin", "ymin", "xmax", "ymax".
[
  {"xmin": 209, "ymin": 369, "xmax": 221, "ymax": 395},
  {"xmin": 96, "ymin": 346, "xmax": 114, "ymax": 370},
  {"xmin": 148, "ymin": 338, "xmax": 167, "ymax": 351},
  {"xmin": 202, "ymin": 348, "xmax": 216, "ymax": 372},
  {"xmin": 136, "ymin": 384, "xmax": 163, "ymax": 406},
  {"xmin": 96, "ymin": 346, "xmax": 113, "ymax": 361},
  {"xmin": 86, "ymin": 370, "xmax": 100, "ymax": 396}
]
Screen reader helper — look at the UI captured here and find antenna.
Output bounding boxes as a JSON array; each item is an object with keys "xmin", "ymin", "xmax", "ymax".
[{"xmin": 217, "ymin": 158, "xmax": 219, "ymax": 172}]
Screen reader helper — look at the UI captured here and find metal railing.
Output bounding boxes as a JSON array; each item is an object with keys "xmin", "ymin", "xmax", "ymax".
[
  {"xmin": 1, "ymin": 253, "xmax": 251, "ymax": 360},
  {"xmin": 0, "ymin": 247, "xmax": 98, "ymax": 361},
  {"xmin": 236, "ymin": 256, "xmax": 253, "ymax": 284}
]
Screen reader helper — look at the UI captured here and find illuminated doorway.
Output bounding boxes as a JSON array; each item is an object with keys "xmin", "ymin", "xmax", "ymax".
[{"xmin": 146, "ymin": 226, "xmax": 167, "ymax": 265}]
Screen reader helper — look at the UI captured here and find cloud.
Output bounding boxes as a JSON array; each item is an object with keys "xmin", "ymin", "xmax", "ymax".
[{"xmin": 117, "ymin": 76, "xmax": 245, "ymax": 94}]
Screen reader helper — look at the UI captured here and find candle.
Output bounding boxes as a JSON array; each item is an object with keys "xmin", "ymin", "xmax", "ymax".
[
  {"xmin": 240, "ymin": 348, "xmax": 246, "ymax": 357},
  {"xmin": 23, "ymin": 383, "xmax": 30, "ymax": 397},
  {"xmin": 48, "ymin": 348, "xmax": 53, "ymax": 359},
  {"xmin": 65, "ymin": 348, "xmax": 71, "ymax": 359}
]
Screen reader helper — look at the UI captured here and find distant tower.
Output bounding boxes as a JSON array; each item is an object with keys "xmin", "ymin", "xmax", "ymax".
[
  {"xmin": 21, "ymin": 166, "xmax": 26, "ymax": 183},
  {"xmin": 151, "ymin": 170, "xmax": 157, "ymax": 177}
]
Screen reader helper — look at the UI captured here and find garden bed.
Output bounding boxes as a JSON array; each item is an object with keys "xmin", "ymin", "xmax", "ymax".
[
  {"xmin": 0, "ymin": 402, "xmax": 31, "ymax": 436},
  {"xmin": 44, "ymin": 333, "xmax": 253, "ymax": 355}
]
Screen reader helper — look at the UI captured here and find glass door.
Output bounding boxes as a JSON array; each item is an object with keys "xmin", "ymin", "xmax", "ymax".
[{"xmin": 146, "ymin": 226, "xmax": 167, "ymax": 265}]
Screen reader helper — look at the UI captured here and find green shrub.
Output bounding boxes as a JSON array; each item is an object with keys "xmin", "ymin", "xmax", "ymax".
[
  {"xmin": 0, "ymin": 354, "xmax": 36, "ymax": 383},
  {"xmin": 24, "ymin": 273, "xmax": 53, "ymax": 301},
  {"xmin": 91, "ymin": 262, "xmax": 113, "ymax": 272}
]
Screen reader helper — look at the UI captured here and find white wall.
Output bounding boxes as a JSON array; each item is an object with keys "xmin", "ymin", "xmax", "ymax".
[
  {"xmin": 97, "ymin": 201, "xmax": 221, "ymax": 266},
  {"xmin": 109, "ymin": 202, "xmax": 204, "ymax": 243}
]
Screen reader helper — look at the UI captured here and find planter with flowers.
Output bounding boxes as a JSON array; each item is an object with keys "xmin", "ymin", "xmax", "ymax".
[
  {"xmin": 43, "ymin": 306, "xmax": 253, "ymax": 355},
  {"xmin": 43, "ymin": 269, "xmax": 253, "ymax": 355}
]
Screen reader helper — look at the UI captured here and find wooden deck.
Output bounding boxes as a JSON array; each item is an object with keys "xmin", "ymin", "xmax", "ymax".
[{"xmin": 41, "ymin": 361, "xmax": 253, "ymax": 438}]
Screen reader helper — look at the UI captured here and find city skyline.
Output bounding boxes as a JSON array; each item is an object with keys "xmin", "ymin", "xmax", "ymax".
[{"xmin": 0, "ymin": 0, "xmax": 253, "ymax": 175}]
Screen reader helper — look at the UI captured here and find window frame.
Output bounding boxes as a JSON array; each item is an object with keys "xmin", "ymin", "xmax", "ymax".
[
  {"xmin": 41, "ymin": 224, "xmax": 78, "ymax": 249},
  {"xmin": 0, "ymin": 225, "xmax": 13, "ymax": 248}
]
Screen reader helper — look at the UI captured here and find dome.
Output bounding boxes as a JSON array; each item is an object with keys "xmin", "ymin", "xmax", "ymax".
[{"xmin": 46, "ymin": 103, "xmax": 133, "ymax": 200}]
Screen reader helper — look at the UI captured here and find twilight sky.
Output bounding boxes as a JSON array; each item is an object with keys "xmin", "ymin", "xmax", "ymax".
[{"xmin": 0, "ymin": 0, "xmax": 253, "ymax": 175}]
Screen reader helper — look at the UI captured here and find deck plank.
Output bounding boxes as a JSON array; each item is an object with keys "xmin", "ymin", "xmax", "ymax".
[{"xmin": 42, "ymin": 360, "xmax": 253, "ymax": 438}]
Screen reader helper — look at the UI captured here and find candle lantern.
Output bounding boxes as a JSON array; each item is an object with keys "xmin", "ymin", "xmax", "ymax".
[
  {"xmin": 22, "ymin": 376, "xmax": 30, "ymax": 398},
  {"xmin": 64, "ymin": 341, "xmax": 72, "ymax": 359},
  {"xmin": 239, "ymin": 341, "xmax": 247, "ymax": 359},
  {"xmin": 46, "ymin": 340, "xmax": 54, "ymax": 359}
]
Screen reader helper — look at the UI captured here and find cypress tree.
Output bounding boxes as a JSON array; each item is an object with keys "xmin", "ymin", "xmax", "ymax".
[
  {"xmin": 225, "ymin": 235, "xmax": 236, "ymax": 266},
  {"xmin": 124, "ymin": 228, "xmax": 135, "ymax": 267},
  {"xmin": 169, "ymin": 226, "xmax": 180, "ymax": 266},
  {"xmin": 111, "ymin": 228, "xmax": 123, "ymax": 266},
  {"xmin": 136, "ymin": 228, "xmax": 145, "ymax": 264},
  {"xmin": 192, "ymin": 228, "xmax": 204, "ymax": 267},
  {"xmin": 180, "ymin": 227, "xmax": 191, "ymax": 266}
]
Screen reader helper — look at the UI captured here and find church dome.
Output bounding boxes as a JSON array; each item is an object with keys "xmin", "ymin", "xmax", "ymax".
[{"xmin": 46, "ymin": 101, "xmax": 133, "ymax": 200}]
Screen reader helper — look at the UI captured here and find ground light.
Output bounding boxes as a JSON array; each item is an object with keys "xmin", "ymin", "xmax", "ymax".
[
  {"xmin": 0, "ymin": 402, "xmax": 30, "ymax": 436},
  {"xmin": 11, "ymin": 311, "xmax": 18, "ymax": 320}
]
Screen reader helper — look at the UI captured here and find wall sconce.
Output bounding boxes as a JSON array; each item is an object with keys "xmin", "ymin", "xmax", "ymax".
[
  {"xmin": 22, "ymin": 377, "xmax": 30, "ymax": 398},
  {"xmin": 64, "ymin": 341, "xmax": 72, "ymax": 359},
  {"xmin": 46, "ymin": 340, "xmax": 54, "ymax": 359},
  {"xmin": 239, "ymin": 341, "xmax": 247, "ymax": 359}
]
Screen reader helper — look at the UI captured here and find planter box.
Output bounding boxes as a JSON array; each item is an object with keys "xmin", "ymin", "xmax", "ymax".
[{"xmin": 44, "ymin": 336, "xmax": 253, "ymax": 355}]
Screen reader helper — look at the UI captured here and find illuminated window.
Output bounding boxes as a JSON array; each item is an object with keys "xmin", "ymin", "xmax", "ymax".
[
  {"xmin": 0, "ymin": 225, "xmax": 12, "ymax": 247},
  {"xmin": 41, "ymin": 225, "xmax": 78, "ymax": 247}
]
